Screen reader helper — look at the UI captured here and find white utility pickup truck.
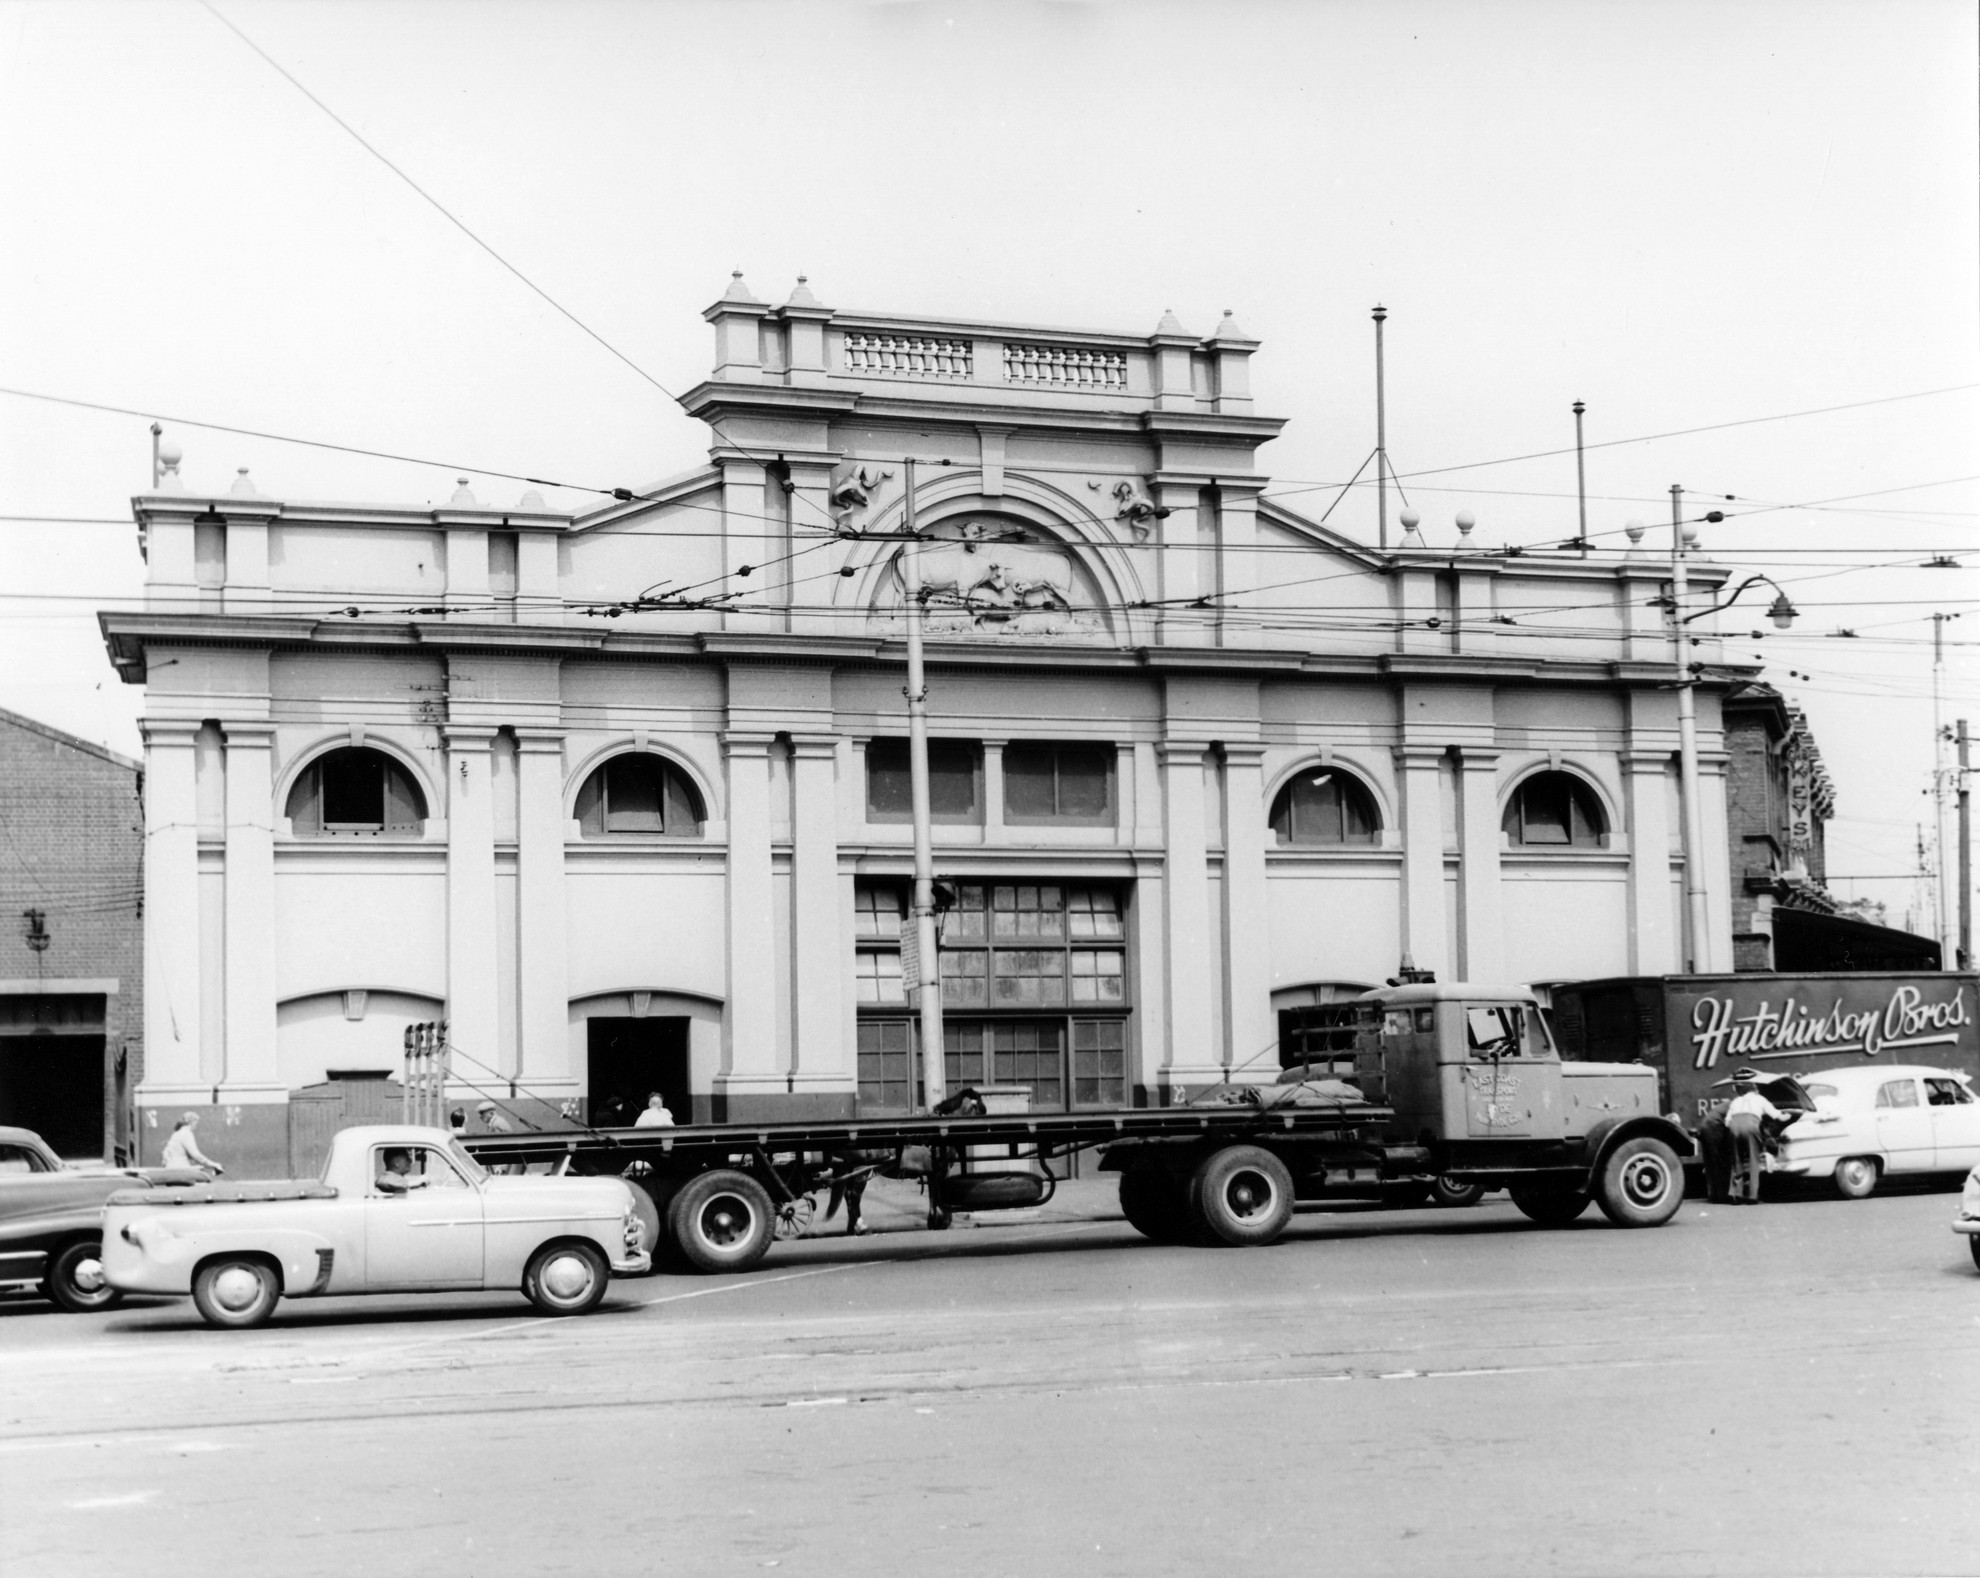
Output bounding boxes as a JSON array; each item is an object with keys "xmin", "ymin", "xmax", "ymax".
[{"xmin": 101, "ymin": 1125, "xmax": 650, "ymax": 1329}]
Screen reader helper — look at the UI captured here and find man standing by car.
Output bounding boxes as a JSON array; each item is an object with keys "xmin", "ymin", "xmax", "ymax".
[{"xmin": 1726, "ymin": 1070, "xmax": 1785, "ymax": 1204}]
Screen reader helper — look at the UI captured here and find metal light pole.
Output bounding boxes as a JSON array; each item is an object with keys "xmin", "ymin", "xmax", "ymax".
[
  {"xmin": 1671, "ymin": 485, "xmax": 1712, "ymax": 973},
  {"xmin": 1572, "ymin": 402, "xmax": 1588, "ymax": 555},
  {"xmin": 899, "ymin": 458, "xmax": 946, "ymax": 1109},
  {"xmin": 1958, "ymin": 718, "xmax": 1971, "ymax": 970}
]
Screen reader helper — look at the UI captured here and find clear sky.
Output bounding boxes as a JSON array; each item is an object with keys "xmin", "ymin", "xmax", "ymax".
[{"xmin": 2, "ymin": 0, "xmax": 1974, "ymax": 934}]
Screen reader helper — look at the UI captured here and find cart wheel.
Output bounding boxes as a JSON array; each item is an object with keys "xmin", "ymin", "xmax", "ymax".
[
  {"xmin": 523, "ymin": 1241, "xmax": 609, "ymax": 1316},
  {"xmin": 1118, "ymin": 1167, "xmax": 1191, "ymax": 1242},
  {"xmin": 1833, "ymin": 1157, "xmax": 1879, "ymax": 1200},
  {"xmin": 670, "ymin": 1170, "xmax": 776, "ymax": 1273},
  {"xmin": 191, "ymin": 1256, "xmax": 281, "ymax": 1330},
  {"xmin": 44, "ymin": 1239, "xmax": 122, "ymax": 1314},
  {"xmin": 1188, "ymin": 1145, "xmax": 1295, "ymax": 1247},
  {"xmin": 1594, "ymin": 1137, "xmax": 1683, "ymax": 1228},
  {"xmin": 1509, "ymin": 1179, "xmax": 1590, "ymax": 1227},
  {"xmin": 1431, "ymin": 1175, "xmax": 1486, "ymax": 1209}
]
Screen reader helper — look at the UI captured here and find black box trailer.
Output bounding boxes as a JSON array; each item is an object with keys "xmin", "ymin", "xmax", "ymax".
[{"xmin": 1548, "ymin": 971, "xmax": 1980, "ymax": 1124}]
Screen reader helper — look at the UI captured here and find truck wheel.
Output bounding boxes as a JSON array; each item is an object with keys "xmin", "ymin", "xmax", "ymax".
[
  {"xmin": 1118, "ymin": 1168, "xmax": 1191, "ymax": 1241},
  {"xmin": 1970, "ymin": 1236, "xmax": 1980, "ymax": 1274},
  {"xmin": 1595, "ymin": 1137, "xmax": 1684, "ymax": 1228},
  {"xmin": 191, "ymin": 1256, "xmax": 280, "ymax": 1330},
  {"xmin": 670, "ymin": 1170, "xmax": 775, "ymax": 1273},
  {"xmin": 523, "ymin": 1241, "xmax": 609, "ymax": 1316},
  {"xmin": 1189, "ymin": 1146, "xmax": 1295, "ymax": 1247},
  {"xmin": 1431, "ymin": 1175, "xmax": 1486, "ymax": 1209},
  {"xmin": 1509, "ymin": 1180, "xmax": 1590, "ymax": 1227},
  {"xmin": 1834, "ymin": 1157, "xmax": 1879, "ymax": 1200},
  {"xmin": 44, "ymin": 1239, "xmax": 123, "ymax": 1314}
]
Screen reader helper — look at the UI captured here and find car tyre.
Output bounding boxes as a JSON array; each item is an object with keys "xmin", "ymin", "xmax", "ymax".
[
  {"xmin": 1509, "ymin": 1179, "xmax": 1590, "ymax": 1227},
  {"xmin": 191, "ymin": 1256, "xmax": 281, "ymax": 1330},
  {"xmin": 43, "ymin": 1238, "xmax": 123, "ymax": 1314},
  {"xmin": 523, "ymin": 1241, "xmax": 610, "ymax": 1316},
  {"xmin": 1188, "ymin": 1145, "xmax": 1295, "ymax": 1247},
  {"xmin": 1833, "ymin": 1157, "xmax": 1880, "ymax": 1200},
  {"xmin": 669, "ymin": 1169, "xmax": 775, "ymax": 1273},
  {"xmin": 1431, "ymin": 1175, "xmax": 1486, "ymax": 1209},
  {"xmin": 1594, "ymin": 1137, "xmax": 1684, "ymax": 1228},
  {"xmin": 1118, "ymin": 1167, "xmax": 1191, "ymax": 1242}
]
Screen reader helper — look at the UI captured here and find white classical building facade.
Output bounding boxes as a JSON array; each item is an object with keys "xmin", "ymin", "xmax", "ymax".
[{"xmin": 105, "ymin": 279, "xmax": 1742, "ymax": 1172}]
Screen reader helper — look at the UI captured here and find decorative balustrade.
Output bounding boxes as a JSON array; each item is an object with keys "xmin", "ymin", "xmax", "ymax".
[
  {"xmin": 1002, "ymin": 342, "xmax": 1129, "ymax": 391},
  {"xmin": 842, "ymin": 332, "xmax": 974, "ymax": 380}
]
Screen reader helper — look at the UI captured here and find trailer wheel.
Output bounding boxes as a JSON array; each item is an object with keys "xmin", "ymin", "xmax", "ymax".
[
  {"xmin": 670, "ymin": 1170, "xmax": 775, "ymax": 1273},
  {"xmin": 1431, "ymin": 1175, "xmax": 1486, "ymax": 1209},
  {"xmin": 1189, "ymin": 1146, "xmax": 1295, "ymax": 1247},
  {"xmin": 1509, "ymin": 1180, "xmax": 1590, "ymax": 1228},
  {"xmin": 1118, "ymin": 1167, "xmax": 1191, "ymax": 1242},
  {"xmin": 1833, "ymin": 1157, "xmax": 1880, "ymax": 1200},
  {"xmin": 44, "ymin": 1238, "xmax": 122, "ymax": 1313},
  {"xmin": 1594, "ymin": 1137, "xmax": 1684, "ymax": 1228},
  {"xmin": 191, "ymin": 1255, "xmax": 281, "ymax": 1330}
]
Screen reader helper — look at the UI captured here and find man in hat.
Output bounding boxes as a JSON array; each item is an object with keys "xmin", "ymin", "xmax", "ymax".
[
  {"xmin": 1725, "ymin": 1069, "xmax": 1785, "ymax": 1204},
  {"xmin": 476, "ymin": 1099, "xmax": 520, "ymax": 1173}
]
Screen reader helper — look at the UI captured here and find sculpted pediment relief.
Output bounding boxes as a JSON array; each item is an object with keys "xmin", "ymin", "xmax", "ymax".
[{"xmin": 877, "ymin": 516, "xmax": 1111, "ymax": 639}]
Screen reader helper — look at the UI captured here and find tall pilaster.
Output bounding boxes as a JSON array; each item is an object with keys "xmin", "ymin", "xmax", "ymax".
[
  {"xmin": 445, "ymin": 726, "xmax": 500, "ymax": 1076},
  {"xmin": 139, "ymin": 719, "xmax": 203, "ymax": 1102},
  {"xmin": 515, "ymin": 730, "xmax": 571, "ymax": 1091},
  {"xmin": 1623, "ymin": 750, "xmax": 1679, "ymax": 975},
  {"xmin": 717, "ymin": 732, "xmax": 780, "ymax": 1114},
  {"xmin": 1397, "ymin": 746, "xmax": 1450, "ymax": 976},
  {"xmin": 1158, "ymin": 742, "xmax": 1217, "ymax": 1091},
  {"xmin": 788, "ymin": 735, "xmax": 845, "ymax": 1097},
  {"xmin": 1456, "ymin": 751, "xmax": 1504, "ymax": 983},
  {"xmin": 1219, "ymin": 744, "xmax": 1274, "ymax": 1070},
  {"xmin": 220, "ymin": 722, "xmax": 281, "ymax": 1097}
]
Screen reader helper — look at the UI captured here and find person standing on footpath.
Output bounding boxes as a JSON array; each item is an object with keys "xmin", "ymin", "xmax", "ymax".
[
  {"xmin": 633, "ymin": 1092, "xmax": 676, "ymax": 1129},
  {"xmin": 161, "ymin": 1112, "xmax": 225, "ymax": 1176},
  {"xmin": 476, "ymin": 1099, "xmax": 521, "ymax": 1173},
  {"xmin": 1725, "ymin": 1070, "xmax": 1784, "ymax": 1204}
]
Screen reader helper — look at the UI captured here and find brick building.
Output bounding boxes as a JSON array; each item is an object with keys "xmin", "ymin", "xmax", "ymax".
[{"xmin": 0, "ymin": 707, "xmax": 145, "ymax": 1159}]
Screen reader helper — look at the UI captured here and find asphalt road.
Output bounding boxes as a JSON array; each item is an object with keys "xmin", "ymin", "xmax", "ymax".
[{"xmin": 4, "ymin": 1180, "xmax": 1978, "ymax": 1578}]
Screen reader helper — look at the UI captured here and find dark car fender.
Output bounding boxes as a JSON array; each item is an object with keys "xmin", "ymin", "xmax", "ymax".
[{"xmin": 1581, "ymin": 1115, "xmax": 1695, "ymax": 1180}]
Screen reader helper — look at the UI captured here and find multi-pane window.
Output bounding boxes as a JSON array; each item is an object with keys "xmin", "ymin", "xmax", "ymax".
[
  {"xmin": 574, "ymin": 754, "xmax": 704, "ymax": 837},
  {"xmin": 1269, "ymin": 767, "xmax": 1379, "ymax": 846},
  {"xmin": 866, "ymin": 739, "xmax": 982, "ymax": 823},
  {"xmin": 932, "ymin": 885, "xmax": 1125, "ymax": 1008},
  {"xmin": 1502, "ymin": 771, "xmax": 1606, "ymax": 848},
  {"xmin": 856, "ymin": 1020, "xmax": 916, "ymax": 1111},
  {"xmin": 855, "ymin": 886, "xmax": 907, "ymax": 1004},
  {"xmin": 1072, "ymin": 1020, "xmax": 1127, "ymax": 1106},
  {"xmin": 286, "ymin": 748, "xmax": 426, "ymax": 836},
  {"xmin": 1002, "ymin": 743, "xmax": 1115, "ymax": 826}
]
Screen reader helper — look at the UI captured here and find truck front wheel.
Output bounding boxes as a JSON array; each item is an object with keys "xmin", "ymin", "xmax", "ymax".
[
  {"xmin": 670, "ymin": 1170, "xmax": 775, "ymax": 1273},
  {"xmin": 191, "ymin": 1256, "xmax": 281, "ymax": 1330},
  {"xmin": 1118, "ymin": 1167, "xmax": 1191, "ymax": 1242},
  {"xmin": 1509, "ymin": 1180, "xmax": 1590, "ymax": 1228},
  {"xmin": 1189, "ymin": 1146, "xmax": 1295, "ymax": 1247},
  {"xmin": 524, "ymin": 1241, "xmax": 610, "ymax": 1316},
  {"xmin": 1595, "ymin": 1137, "xmax": 1684, "ymax": 1228}
]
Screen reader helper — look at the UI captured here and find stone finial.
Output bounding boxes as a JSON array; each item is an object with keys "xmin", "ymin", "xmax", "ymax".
[
  {"xmin": 1153, "ymin": 307, "xmax": 1188, "ymax": 336},
  {"xmin": 157, "ymin": 439, "xmax": 185, "ymax": 493},
  {"xmin": 1398, "ymin": 509, "xmax": 1426, "ymax": 548},
  {"xmin": 720, "ymin": 269, "xmax": 762, "ymax": 304},
  {"xmin": 229, "ymin": 466, "xmax": 260, "ymax": 498},
  {"xmin": 1455, "ymin": 511, "xmax": 1476, "ymax": 545},
  {"xmin": 1623, "ymin": 518, "xmax": 1647, "ymax": 556},
  {"xmin": 1209, "ymin": 308, "xmax": 1253, "ymax": 342},
  {"xmin": 786, "ymin": 274, "xmax": 821, "ymax": 308},
  {"xmin": 517, "ymin": 489, "xmax": 547, "ymax": 511},
  {"xmin": 449, "ymin": 477, "xmax": 479, "ymax": 506}
]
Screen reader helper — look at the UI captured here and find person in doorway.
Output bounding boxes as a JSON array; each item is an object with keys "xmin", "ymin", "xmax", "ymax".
[
  {"xmin": 374, "ymin": 1147, "xmax": 428, "ymax": 1194},
  {"xmin": 161, "ymin": 1112, "xmax": 224, "ymax": 1176},
  {"xmin": 1725, "ymin": 1070, "xmax": 1785, "ymax": 1204},
  {"xmin": 633, "ymin": 1092, "xmax": 676, "ymax": 1129}
]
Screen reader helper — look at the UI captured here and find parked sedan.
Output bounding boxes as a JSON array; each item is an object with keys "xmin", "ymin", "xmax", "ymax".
[
  {"xmin": 0, "ymin": 1128, "xmax": 198, "ymax": 1311},
  {"xmin": 1769, "ymin": 1065, "xmax": 1980, "ymax": 1200}
]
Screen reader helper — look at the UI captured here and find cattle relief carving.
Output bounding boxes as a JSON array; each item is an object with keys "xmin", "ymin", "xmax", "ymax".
[{"xmin": 881, "ymin": 518, "xmax": 1104, "ymax": 638}]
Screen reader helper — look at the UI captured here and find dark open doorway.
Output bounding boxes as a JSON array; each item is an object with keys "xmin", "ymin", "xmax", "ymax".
[
  {"xmin": 0, "ymin": 1032, "xmax": 104, "ymax": 1158},
  {"xmin": 586, "ymin": 1017, "xmax": 691, "ymax": 1126}
]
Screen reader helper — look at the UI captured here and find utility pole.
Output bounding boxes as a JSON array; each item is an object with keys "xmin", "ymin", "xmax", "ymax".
[
  {"xmin": 899, "ymin": 458, "xmax": 946, "ymax": 1109},
  {"xmin": 1372, "ymin": 305, "xmax": 1388, "ymax": 551},
  {"xmin": 1958, "ymin": 718, "xmax": 1971, "ymax": 970},
  {"xmin": 1571, "ymin": 401, "xmax": 1589, "ymax": 555},
  {"xmin": 1932, "ymin": 614, "xmax": 1952, "ymax": 961},
  {"xmin": 1671, "ymin": 485, "xmax": 1711, "ymax": 973}
]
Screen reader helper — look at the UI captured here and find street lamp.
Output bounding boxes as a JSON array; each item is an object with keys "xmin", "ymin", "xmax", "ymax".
[{"xmin": 1654, "ymin": 492, "xmax": 1798, "ymax": 972}]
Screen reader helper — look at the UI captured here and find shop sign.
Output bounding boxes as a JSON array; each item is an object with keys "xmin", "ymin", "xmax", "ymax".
[{"xmin": 1685, "ymin": 979, "xmax": 1973, "ymax": 1071}]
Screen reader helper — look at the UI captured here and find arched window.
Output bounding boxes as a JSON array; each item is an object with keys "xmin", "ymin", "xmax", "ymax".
[
  {"xmin": 1269, "ymin": 766, "xmax": 1379, "ymax": 846},
  {"xmin": 1502, "ymin": 771, "xmax": 1607, "ymax": 848},
  {"xmin": 286, "ymin": 748, "xmax": 426, "ymax": 836},
  {"xmin": 574, "ymin": 753, "xmax": 705, "ymax": 837}
]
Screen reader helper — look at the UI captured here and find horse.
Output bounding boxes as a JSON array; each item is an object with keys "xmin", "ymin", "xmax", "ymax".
[{"xmin": 821, "ymin": 1087, "xmax": 987, "ymax": 1235}]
